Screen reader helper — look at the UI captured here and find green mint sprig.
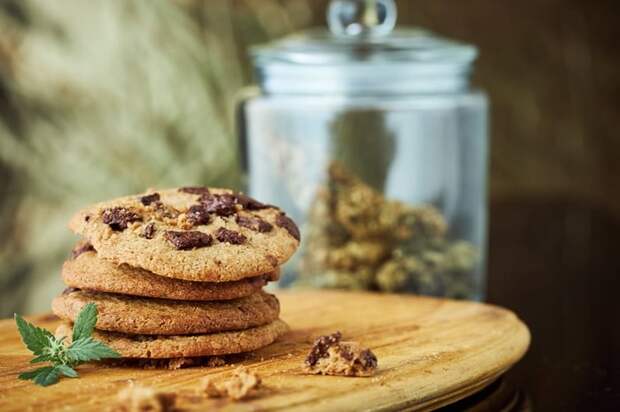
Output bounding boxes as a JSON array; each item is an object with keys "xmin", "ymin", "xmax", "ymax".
[{"xmin": 15, "ymin": 303, "xmax": 120, "ymax": 386}]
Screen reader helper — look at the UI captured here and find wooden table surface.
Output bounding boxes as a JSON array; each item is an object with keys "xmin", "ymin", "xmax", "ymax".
[{"xmin": 0, "ymin": 291, "xmax": 530, "ymax": 411}]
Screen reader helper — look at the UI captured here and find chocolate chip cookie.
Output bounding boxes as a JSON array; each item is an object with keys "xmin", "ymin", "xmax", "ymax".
[
  {"xmin": 68, "ymin": 188, "xmax": 300, "ymax": 282},
  {"xmin": 55, "ymin": 319, "xmax": 289, "ymax": 358},
  {"xmin": 52, "ymin": 289, "xmax": 280, "ymax": 335},
  {"xmin": 63, "ymin": 247, "xmax": 279, "ymax": 301}
]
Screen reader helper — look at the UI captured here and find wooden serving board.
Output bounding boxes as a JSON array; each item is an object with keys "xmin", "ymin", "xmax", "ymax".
[{"xmin": 0, "ymin": 291, "xmax": 529, "ymax": 411}]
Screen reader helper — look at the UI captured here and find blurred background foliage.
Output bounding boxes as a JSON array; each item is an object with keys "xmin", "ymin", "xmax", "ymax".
[{"xmin": 0, "ymin": 0, "xmax": 619, "ymax": 315}]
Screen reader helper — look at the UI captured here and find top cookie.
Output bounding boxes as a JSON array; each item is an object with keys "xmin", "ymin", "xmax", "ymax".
[{"xmin": 69, "ymin": 187, "xmax": 300, "ymax": 281}]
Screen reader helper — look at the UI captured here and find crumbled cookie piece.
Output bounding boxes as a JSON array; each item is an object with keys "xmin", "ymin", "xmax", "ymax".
[
  {"xmin": 179, "ymin": 186, "xmax": 211, "ymax": 195},
  {"xmin": 202, "ymin": 367, "xmax": 261, "ymax": 401},
  {"xmin": 216, "ymin": 228, "xmax": 247, "ymax": 245},
  {"xmin": 139, "ymin": 192, "xmax": 160, "ymax": 206},
  {"xmin": 113, "ymin": 383, "xmax": 176, "ymax": 412},
  {"xmin": 275, "ymin": 213, "xmax": 300, "ymax": 241},
  {"xmin": 200, "ymin": 193, "xmax": 238, "ymax": 217},
  {"xmin": 236, "ymin": 214, "xmax": 273, "ymax": 233},
  {"xmin": 141, "ymin": 222, "xmax": 156, "ymax": 239},
  {"xmin": 304, "ymin": 332, "xmax": 378, "ymax": 377},
  {"xmin": 71, "ymin": 242, "xmax": 95, "ymax": 259},
  {"xmin": 102, "ymin": 207, "xmax": 142, "ymax": 231},
  {"xmin": 164, "ymin": 230, "xmax": 213, "ymax": 250}
]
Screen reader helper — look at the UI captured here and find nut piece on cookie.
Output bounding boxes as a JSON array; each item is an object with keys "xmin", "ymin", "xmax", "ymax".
[
  {"xmin": 202, "ymin": 366, "xmax": 262, "ymax": 401},
  {"xmin": 112, "ymin": 383, "xmax": 176, "ymax": 412},
  {"xmin": 304, "ymin": 332, "xmax": 378, "ymax": 377}
]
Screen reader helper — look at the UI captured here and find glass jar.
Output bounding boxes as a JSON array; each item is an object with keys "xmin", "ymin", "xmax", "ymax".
[{"xmin": 238, "ymin": 0, "xmax": 488, "ymax": 300}]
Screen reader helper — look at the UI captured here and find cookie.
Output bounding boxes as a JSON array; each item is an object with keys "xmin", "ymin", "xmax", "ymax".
[
  {"xmin": 55, "ymin": 319, "xmax": 289, "ymax": 358},
  {"xmin": 63, "ymin": 248, "xmax": 279, "ymax": 301},
  {"xmin": 68, "ymin": 188, "xmax": 300, "ymax": 282},
  {"xmin": 52, "ymin": 289, "xmax": 280, "ymax": 335},
  {"xmin": 304, "ymin": 332, "xmax": 378, "ymax": 377}
]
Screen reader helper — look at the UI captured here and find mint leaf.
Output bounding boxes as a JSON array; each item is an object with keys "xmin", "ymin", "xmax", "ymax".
[
  {"xmin": 72, "ymin": 303, "xmax": 97, "ymax": 342},
  {"xmin": 30, "ymin": 354, "xmax": 54, "ymax": 364},
  {"xmin": 68, "ymin": 337, "xmax": 120, "ymax": 363},
  {"xmin": 14, "ymin": 314, "xmax": 54, "ymax": 356},
  {"xmin": 56, "ymin": 365, "xmax": 78, "ymax": 378},
  {"xmin": 15, "ymin": 303, "xmax": 119, "ymax": 387},
  {"xmin": 19, "ymin": 366, "xmax": 61, "ymax": 387}
]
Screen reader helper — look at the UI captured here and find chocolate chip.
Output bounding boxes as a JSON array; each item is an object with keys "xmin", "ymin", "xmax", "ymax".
[
  {"xmin": 275, "ymin": 213, "xmax": 300, "ymax": 241},
  {"xmin": 102, "ymin": 207, "xmax": 142, "ymax": 231},
  {"xmin": 164, "ymin": 230, "xmax": 213, "ymax": 250},
  {"xmin": 179, "ymin": 187, "xmax": 210, "ymax": 195},
  {"xmin": 236, "ymin": 215, "xmax": 273, "ymax": 233},
  {"xmin": 305, "ymin": 332, "xmax": 342, "ymax": 367},
  {"xmin": 139, "ymin": 192, "xmax": 160, "ymax": 206},
  {"xmin": 84, "ymin": 215, "xmax": 90, "ymax": 222},
  {"xmin": 71, "ymin": 242, "xmax": 95, "ymax": 259},
  {"xmin": 141, "ymin": 222, "xmax": 156, "ymax": 239},
  {"xmin": 215, "ymin": 227, "xmax": 247, "ymax": 245},
  {"xmin": 234, "ymin": 193, "xmax": 271, "ymax": 210},
  {"xmin": 360, "ymin": 349, "xmax": 378, "ymax": 369},
  {"xmin": 200, "ymin": 193, "xmax": 237, "ymax": 217},
  {"xmin": 186, "ymin": 204, "xmax": 211, "ymax": 226}
]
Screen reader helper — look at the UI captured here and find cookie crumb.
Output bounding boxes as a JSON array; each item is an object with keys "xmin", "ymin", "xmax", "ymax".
[
  {"xmin": 202, "ymin": 367, "xmax": 261, "ymax": 401},
  {"xmin": 113, "ymin": 382, "xmax": 176, "ymax": 412},
  {"xmin": 304, "ymin": 332, "xmax": 378, "ymax": 377}
]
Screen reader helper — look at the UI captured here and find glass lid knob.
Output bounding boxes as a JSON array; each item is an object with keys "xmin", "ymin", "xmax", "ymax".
[{"xmin": 327, "ymin": 0, "xmax": 397, "ymax": 37}]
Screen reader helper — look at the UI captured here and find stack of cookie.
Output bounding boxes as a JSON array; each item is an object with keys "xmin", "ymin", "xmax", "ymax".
[{"xmin": 52, "ymin": 187, "xmax": 299, "ymax": 361}]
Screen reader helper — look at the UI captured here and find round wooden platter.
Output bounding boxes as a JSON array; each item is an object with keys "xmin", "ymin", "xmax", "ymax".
[{"xmin": 0, "ymin": 290, "xmax": 530, "ymax": 411}]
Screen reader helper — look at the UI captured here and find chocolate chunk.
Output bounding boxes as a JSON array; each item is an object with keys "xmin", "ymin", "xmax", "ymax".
[
  {"xmin": 360, "ymin": 349, "xmax": 378, "ymax": 370},
  {"xmin": 305, "ymin": 332, "xmax": 342, "ymax": 367},
  {"xmin": 141, "ymin": 222, "xmax": 156, "ymax": 239},
  {"xmin": 275, "ymin": 213, "xmax": 300, "ymax": 241},
  {"xmin": 236, "ymin": 215, "xmax": 273, "ymax": 233},
  {"xmin": 186, "ymin": 204, "xmax": 211, "ymax": 226},
  {"xmin": 200, "ymin": 194, "xmax": 237, "ymax": 217},
  {"xmin": 234, "ymin": 193, "xmax": 271, "ymax": 211},
  {"xmin": 139, "ymin": 192, "xmax": 160, "ymax": 206},
  {"xmin": 102, "ymin": 207, "xmax": 142, "ymax": 231},
  {"xmin": 71, "ymin": 242, "xmax": 95, "ymax": 259},
  {"xmin": 179, "ymin": 187, "xmax": 210, "ymax": 195},
  {"xmin": 215, "ymin": 227, "xmax": 247, "ymax": 245},
  {"xmin": 164, "ymin": 230, "xmax": 213, "ymax": 250}
]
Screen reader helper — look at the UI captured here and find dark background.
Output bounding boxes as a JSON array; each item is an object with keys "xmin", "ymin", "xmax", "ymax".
[{"xmin": 1, "ymin": 0, "xmax": 619, "ymax": 410}]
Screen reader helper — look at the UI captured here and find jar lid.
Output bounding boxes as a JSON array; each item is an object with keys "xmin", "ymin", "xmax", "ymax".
[{"xmin": 251, "ymin": 0, "xmax": 477, "ymax": 95}]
